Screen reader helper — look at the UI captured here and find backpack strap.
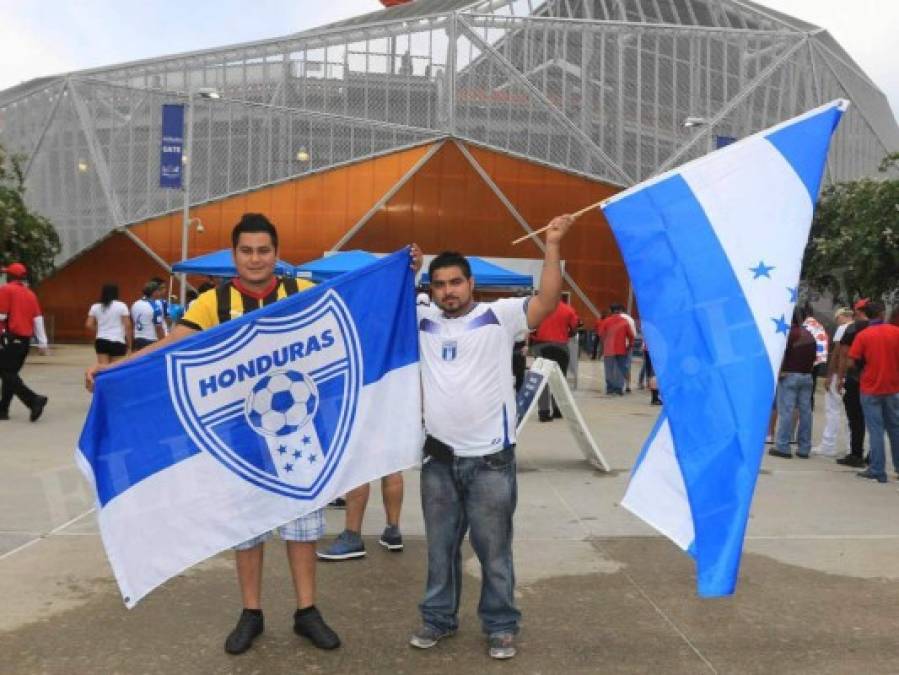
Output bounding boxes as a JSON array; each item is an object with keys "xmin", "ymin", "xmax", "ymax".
[
  {"xmin": 281, "ymin": 276, "xmax": 299, "ymax": 296},
  {"xmin": 216, "ymin": 282, "xmax": 232, "ymax": 325}
]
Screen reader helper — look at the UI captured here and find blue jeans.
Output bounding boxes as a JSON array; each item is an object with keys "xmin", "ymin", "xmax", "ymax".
[
  {"xmin": 860, "ymin": 393, "xmax": 899, "ymax": 479},
  {"xmin": 419, "ymin": 447, "xmax": 520, "ymax": 636},
  {"xmin": 775, "ymin": 372, "xmax": 813, "ymax": 455},
  {"xmin": 604, "ymin": 355, "xmax": 628, "ymax": 394}
]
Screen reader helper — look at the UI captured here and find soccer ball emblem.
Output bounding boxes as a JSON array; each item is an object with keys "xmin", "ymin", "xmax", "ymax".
[{"xmin": 245, "ymin": 370, "xmax": 319, "ymax": 437}]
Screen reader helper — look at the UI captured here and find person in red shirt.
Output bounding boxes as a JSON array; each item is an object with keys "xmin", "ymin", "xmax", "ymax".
[
  {"xmin": 531, "ymin": 292, "xmax": 579, "ymax": 421},
  {"xmin": 598, "ymin": 303, "xmax": 634, "ymax": 395},
  {"xmin": 591, "ymin": 309, "xmax": 608, "ymax": 360},
  {"xmin": 0, "ymin": 263, "xmax": 49, "ymax": 421},
  {"xmin": 846, "ymin": 301, "xmax": 899, "ymax": 483}
]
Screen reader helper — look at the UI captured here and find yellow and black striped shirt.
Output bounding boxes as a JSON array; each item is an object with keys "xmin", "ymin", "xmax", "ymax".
[{"xmin": 179, "ymin": 277, "xmax": 316, "ymax": 331}]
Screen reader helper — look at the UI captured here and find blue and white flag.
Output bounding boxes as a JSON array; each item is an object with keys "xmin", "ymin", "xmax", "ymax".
[
  {"xmin": 77, "ymin": 250, "xmax": 422, "ymax": 607},
  {"xmin": 602, "ymin": 100, "xmax": 847, "ymax": 597}
]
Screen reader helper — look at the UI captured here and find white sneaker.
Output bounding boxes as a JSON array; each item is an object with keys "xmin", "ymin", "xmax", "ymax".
[{"xmin": 811, "ymin": 446, "xmax": 838, "ymax": 457}]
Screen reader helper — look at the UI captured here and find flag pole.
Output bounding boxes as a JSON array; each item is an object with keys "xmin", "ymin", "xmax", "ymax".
[{"xmin": 510, "ymin": 197, "xmax": 609, "ymax": 245}]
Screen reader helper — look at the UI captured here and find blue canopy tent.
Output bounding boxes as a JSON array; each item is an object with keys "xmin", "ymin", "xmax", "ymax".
[
  {"xmin": 171, "ymin": 249, "xmax": 295, "ymax": 277},
  {"xmin": 293, "ymin": 250, "xmax": 379, "ymax": 282},
  {"xmin": 421, "ymin": 256, "xmax": 533, "ymax": 289}
]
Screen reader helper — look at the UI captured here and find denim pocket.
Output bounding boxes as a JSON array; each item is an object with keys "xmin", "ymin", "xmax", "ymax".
[{"xmin": 482, "ymin": 447, "xmax": 515, "ymax": 470}]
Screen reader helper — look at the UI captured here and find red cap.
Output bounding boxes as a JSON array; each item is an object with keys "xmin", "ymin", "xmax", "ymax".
[
  {"xmin": 2, "ymin": 262, "xmax": 27, "ymax": 278},
  {"xmin": 853, "ymin": 298, "xmax": 869, "ymax": 311}
]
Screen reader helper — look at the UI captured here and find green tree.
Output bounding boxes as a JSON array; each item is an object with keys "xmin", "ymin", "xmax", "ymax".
[
  {"xmin": 0, "ymin": 144, "xmax": 61, "ymax": 283},
  {"xmin": 803, "ymin": 152, "xmax": 899, "ymax": 305}
]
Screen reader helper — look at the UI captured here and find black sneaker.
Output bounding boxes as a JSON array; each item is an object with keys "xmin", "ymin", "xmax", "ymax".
[
  {"xmin": 379, "ymin": 525, "xmax": 403, "ymax": 551},
  {"xmin": 328, "ymin": 497, "xmax": 347, "ymax": 508},
  {"xmin": 224, "ymin": 609, "xmax": 264, "ymax": 655},
  {"xmin": 537, "ymin": 412, "xmax": 552, "ymax": 423},
  {"xmin": 767, "ymin": 449, "xmax": 792, "ymax": 459},
  {"xmin": 29, "ymin": 396, "xmax": 48, "ymax": 422},
  {"xmin": 294, "ymin": 606, "xmax": 340, "ymax": 650},
  {"xmin": 836, "ymin": 454, "xmax": 866, "ymax": 468}
]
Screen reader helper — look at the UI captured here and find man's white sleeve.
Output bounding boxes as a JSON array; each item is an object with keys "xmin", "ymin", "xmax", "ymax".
[
  {"xmin": 33, "ymin": 316, "xmax": 48, "ymax": 347},
  {"xmin": 492, "ymin": 297, "xmax": 529, "ymax": 339}
]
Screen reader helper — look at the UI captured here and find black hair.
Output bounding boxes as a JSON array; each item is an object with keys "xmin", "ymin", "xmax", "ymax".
[
  {"xmin": 186, "ymin": 289, "xmax": 198, "ymax": 302},
  {"xmin": 610, "ymin": 303, "xmax": 625, "ymax": 313},
  {"xmin": 231, "ymin": 213, "xmax": 278, "ymax": 249},
  {"xmin": 428, "ymin": 251, "xmax": 471, "ymax": 280},
  {"xmin": 142, "ymin": 281, "xmax": 160, "ymax": 297},
  {"xmin": 197, "ymin": 281, "xmax": 216, "ymax": 294},
  {"xmin": 100, "ymin": 283, "xmax": 119, "ymax": 308},
  {"xmin": 862, "ymin": 300, "xmax": 884, "ymax": 319}
]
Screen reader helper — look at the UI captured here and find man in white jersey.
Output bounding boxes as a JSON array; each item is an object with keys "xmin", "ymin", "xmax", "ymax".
[
  {"xmin": 130, "ymin": 281, "xmax": 166, "ymax": 351},
  {"xmin": 409, "ymin": 214, "xmax": 574, "ymax": 660}
]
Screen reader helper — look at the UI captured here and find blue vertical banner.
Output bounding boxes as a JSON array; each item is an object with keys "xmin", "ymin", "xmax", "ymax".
[
  {"xmin": 159, "ymin": 104, "xmax": 185, "ymax": 189},
  {"xmin": 715, "ymin": 134, "xmax": 737, "ymax": 149}
]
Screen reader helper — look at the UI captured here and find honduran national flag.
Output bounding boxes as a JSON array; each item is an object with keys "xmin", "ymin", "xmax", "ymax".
[
  {"xmin": 602, "ymin": 100, "xmax": 847, "ymax": 597},
  {"xmin": 77, "ymin": 249, "xmax": 422, "ymax": 607}
]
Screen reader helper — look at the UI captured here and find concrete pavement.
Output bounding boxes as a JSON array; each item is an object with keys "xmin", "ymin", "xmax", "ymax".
[{"xmin": 2, "ymin": 346, "xmax": 898, "ymax": 674}]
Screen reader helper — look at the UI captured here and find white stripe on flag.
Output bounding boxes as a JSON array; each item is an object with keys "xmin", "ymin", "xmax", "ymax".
[{"xmin": 621, "ymin": 417, "xmax": 694, "ymax": 550}]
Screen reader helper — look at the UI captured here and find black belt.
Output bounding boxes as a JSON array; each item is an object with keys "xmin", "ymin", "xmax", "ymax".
[{"xmin": 2, "ymin": 333, "xmax": 31, "ymax": 345}]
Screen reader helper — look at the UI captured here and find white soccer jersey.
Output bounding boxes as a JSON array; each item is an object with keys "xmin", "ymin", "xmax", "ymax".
[
  {"xmin": 418, "ymin": 297, "xmax": 529, "ymax": 457},
  {"xmin": 131, "ymin": 298, "xmax": 162, "ymax": 341}
]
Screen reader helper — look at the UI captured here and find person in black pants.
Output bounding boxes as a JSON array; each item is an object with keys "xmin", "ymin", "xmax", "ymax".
[
  {"xmin": 535, "ymin": 342, "xmax": 570, "ymax": 420},
  {"xmin": 512, "ymin": 339, "xmax": 527, "ymax": 392},
  {"xmin": 836, "ymin": 301, "xmax": 871, "ymax": 467},
  {"xmin": 0, "ymin": 263, "xmax": 49, "ymax": 422}
]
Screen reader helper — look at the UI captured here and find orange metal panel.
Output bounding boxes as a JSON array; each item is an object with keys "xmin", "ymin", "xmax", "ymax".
[
  {"xmin": 43, "ymin": 141, "xmax": 631, "ymax": 338},
  {"xmin": 124, "ymin": 144, "xmax": 435, "ymax": 267},
  {"xmin": 344, "ymin": 142, "xmax": 626, "ymax": 320},
  {"xmin": 35, "ymin": 233, "xmax": 171, "ymax": 343},
  {"xmin": 43, "ymin": 144, "xmax": 438, "ymax": 339},
  {"xmin": 463, "ymin": 144, "xmax": 626, "ymax": 319}
]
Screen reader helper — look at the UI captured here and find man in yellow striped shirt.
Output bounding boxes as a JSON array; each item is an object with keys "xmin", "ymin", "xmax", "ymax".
[{"xmin": 86, "ymin": 213, "xmax": 339, "ymax": 656}]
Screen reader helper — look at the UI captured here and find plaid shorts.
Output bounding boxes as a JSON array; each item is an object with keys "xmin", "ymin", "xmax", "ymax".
[{"xmin": 232, "ymin": 508, "xmax": 325, "ymax": 551}]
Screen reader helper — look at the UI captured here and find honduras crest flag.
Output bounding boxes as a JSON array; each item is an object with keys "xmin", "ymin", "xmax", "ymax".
[
  {"xmin": 602, "ymin": 100, "xmax": 847, "ymax": 597},
  {"xmin": 77, "ymin": 249, "xmax": 422, "ymax": 607}
]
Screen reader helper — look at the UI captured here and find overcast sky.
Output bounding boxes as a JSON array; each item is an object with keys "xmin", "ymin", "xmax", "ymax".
[{"xmin": 1, "ymin": 0, "xmax": 896, "ymax": 119}]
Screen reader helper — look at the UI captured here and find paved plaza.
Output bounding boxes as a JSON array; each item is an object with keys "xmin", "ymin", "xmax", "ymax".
[{"xmin": 2, "ymin": 345, "xmax": 899, "ymax": 674}]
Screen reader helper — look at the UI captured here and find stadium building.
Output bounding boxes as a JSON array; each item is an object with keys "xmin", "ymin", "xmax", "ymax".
[{"xmin": 0, "ymin": 0, "xmax": 896, "ymax": 340}]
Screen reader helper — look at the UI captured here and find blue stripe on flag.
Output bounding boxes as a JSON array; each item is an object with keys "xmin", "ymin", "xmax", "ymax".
[
  {"xmin": 765, "ymin": 105, "xmax": 844, "ymax": 204},
  {"xmin": 604, "ymin": 175, "xmax": 774, "ymax": 596}
]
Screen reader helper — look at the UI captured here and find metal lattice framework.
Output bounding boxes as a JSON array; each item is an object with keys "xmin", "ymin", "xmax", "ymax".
[{"xmin": 1, "ymin": 0, "xmax": 896, "ymax": 264}]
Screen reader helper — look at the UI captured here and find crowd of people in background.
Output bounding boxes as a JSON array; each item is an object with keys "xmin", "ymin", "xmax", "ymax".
[
  {"xmin": 765, "ymin": 299, "xmax": 899, "ymax": 484},
  {"xmin": 527, "ymin": 291, "xmax": 897, "ymax": 483},
  {"xmin": 6, "ymin": 256, "xmax": 897, "ymax": 477},
  {"xmin": 84, "ymin": 278, "xmax": 205, "ymax": 365}
]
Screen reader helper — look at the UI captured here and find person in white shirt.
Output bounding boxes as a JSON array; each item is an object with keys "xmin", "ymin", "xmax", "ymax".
[
  {"xmin": 812, "ymin": 307, "xmax": 854, "ymax": 456},
  {"xmin": 408, "ymin": 214, "xmax": 574, "ymax": 661},
  {"xmin": 130, "ymin": 281, "xmax": 166, "ymax": 351},
  {"xmin": 86, "ymin": 284, "xmax": 131, "ymax": 364}
]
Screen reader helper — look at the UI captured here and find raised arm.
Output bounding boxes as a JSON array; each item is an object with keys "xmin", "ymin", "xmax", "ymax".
[{"xmin": 526, "ymin": 215, "xmax": 575, "ymax": 329}]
